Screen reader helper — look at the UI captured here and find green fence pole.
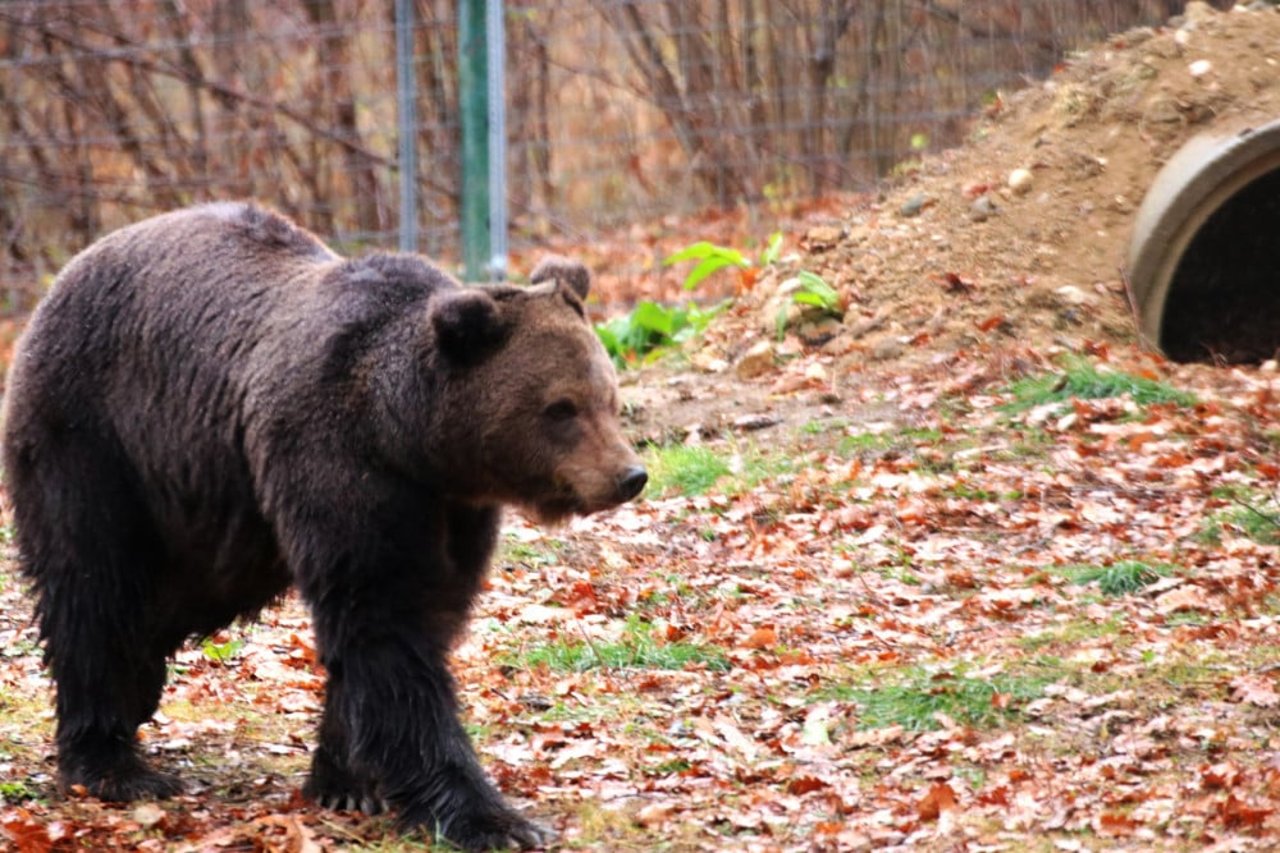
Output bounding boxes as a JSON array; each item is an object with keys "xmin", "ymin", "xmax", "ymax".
[{"xmin": 459, "ymin": 0, "xmax": 489, "ymax": 282}]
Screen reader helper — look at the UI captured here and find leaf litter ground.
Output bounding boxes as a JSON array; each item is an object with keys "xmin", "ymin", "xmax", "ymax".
[{"xmin": 2, "ymin": 3, "xmax": 1280, "ymax": 851}]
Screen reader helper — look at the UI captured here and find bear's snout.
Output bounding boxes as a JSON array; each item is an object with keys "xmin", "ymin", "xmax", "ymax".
[{"xmin": 616, "ymin": 465, "xmax": 648, "ymax": 502}]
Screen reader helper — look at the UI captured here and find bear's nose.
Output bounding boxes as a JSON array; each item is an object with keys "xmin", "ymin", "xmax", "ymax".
[{"xmin": 616, "ymin": 466, "xmax": 648, "ymax": 502}]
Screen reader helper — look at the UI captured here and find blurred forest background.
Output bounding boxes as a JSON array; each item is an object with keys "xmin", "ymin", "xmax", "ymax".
[{"xmin": 0, "ymin": 0, "xmax": 1221, "ymax": 308}]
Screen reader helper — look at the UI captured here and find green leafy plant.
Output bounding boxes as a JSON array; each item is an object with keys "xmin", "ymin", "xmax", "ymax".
[
  {"xmin": 664, "ymin": 241, "xmax": 751, "ymax": 291},
  {"xmin": 595, "ymin": 300, "xmax": 722, "ymax": 368},
  {"xmin": 790, "ymin": 270, "xmax": 842, "ymax": 315},
  {"xmin": 597, "ymin": 234, "xmax": 783, "ymax": 367},
  {"xmin": 776, "ymin": 270, "xmax": 844, "ymax": 339},
  {"xmin": 201, "ymin": 636, "xmax": 246, "ymax": 664},
  {"xmin": 759, "ymin": 231, "xmax": 784, "ymax": 267},
  {"xmin": 663, "ymin": 232, "xmax": 783, "ymax": 291}
]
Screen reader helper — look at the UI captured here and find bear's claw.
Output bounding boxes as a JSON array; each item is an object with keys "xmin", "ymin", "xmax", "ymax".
[{"xmin": 316, "ymin": 792, "xmax": 387, "ymax": 816}]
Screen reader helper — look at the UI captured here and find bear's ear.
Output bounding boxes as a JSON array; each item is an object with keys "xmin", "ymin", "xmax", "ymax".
[
  {"xmin": 431, "ymin": 289, "xmax": 508, "ymax": 361},
  {"xmin": 530, "ymin": 256, "xmax": 591, "ymax": 301}
]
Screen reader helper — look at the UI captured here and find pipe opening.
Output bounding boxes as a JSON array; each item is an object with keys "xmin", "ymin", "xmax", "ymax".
[{"xmin": 1159, "ymin": 166, "xmax": 1280, "ymax": 364}]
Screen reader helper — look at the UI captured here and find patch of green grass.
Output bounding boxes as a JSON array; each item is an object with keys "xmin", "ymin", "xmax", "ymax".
[
  {"xmin": 1165, "ymin": 610, "xmax": 1209, "ymax": 628},
  {"xmin": 1226, "ymin": 501, "xmax": 1280, "ymax": 546},
  {"xmin": 1018, "ymin": 615, "xmax": 1124, "ymax": 651},
  {"xmin": 1200, "ymin": 487, "xmax": 1280, "ymax": 546},
  {"xmin": 1196, "ymin": 516, "xmax": 1223, "ymax": 547},
  {"xmin": 500, "ymin": 535, "xmax": 564, "ymax": 568},
  {"xmin": 1001, "ymin": 357, "xmax": 1196, "ymax": 412},
  {"xmin": 644, "ymin": 445, "xmax": 731, "ymax": 496},
  {"xmin": 643, "ymin": 444, "xmax": 792, "ymax": 498},
  {"xmin": 801, "ymin": 417, "xmax": 848, "ymax": 435},
  {"xmin": 509, "ymin": 618, "xmax": 729, "ymax": 674},
  {"xmin": 826, "ymin": 667, "xmax": 1047, "ymax": 731},
  {"xmin": 1056, "ymin": 560, "xmax": 1173, "ymax": 596},
  {"xmin": 736, "ymin": 447, "xmax": 794, "ymax": 488},
  {"xmin": 941, "ymin": 482, "xmax": 999, "ymax": 501},
  {"xmin": 0, "ymin": 780, "xmax": 36, "ymax": 803},
  {"xmin": 648, "ymin": 758, "xmax": 693, "ymax": 776},
  {"xmin": 991, "ymin": 427, "xmax": 1055, "ymax": 461},
  {"xmin": 837, "ymin": 426, "xmax": 943, "ymax": 459}
]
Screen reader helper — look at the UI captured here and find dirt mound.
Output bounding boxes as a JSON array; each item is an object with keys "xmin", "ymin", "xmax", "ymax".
[{"xmin": 702, "ymin": 1, "xmax": 1280, "ymax": 375}]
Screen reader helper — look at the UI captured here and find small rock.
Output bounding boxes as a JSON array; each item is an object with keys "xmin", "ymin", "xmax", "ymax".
[
  {"xmin": 1008, "ymin": 167, "xmax": 1034, "ymax": 195},
  {"xmin": 1143, "ymin": 94, "xmax": 1183, "ymax": 125},
  {"xmin": 519, "ymin": 692, "xmax": 554, "ymax": 711},
  {"xmin": 804, "ymin": 225, "xmax": 843, "ymax": 250},
  {"xmin": 804, "ymin": 361, "xmax": 829, "ymax": 383},
  {"xmin": 1054, "ymin": 285, "xmax": 1091, "ymax": 306},
  {"xmin": 1122, "ymin": 27, "xmax": 1156, "ymax": 46},
  {"xmin": 735, "ymin": 340, "xmax": 775, "ymax": 379},
  {"xmin": 870, "ymin": 338, "xmax": 904, "ymax": 361},
  {"xmin": 733, "ymin": 413, "xmax": 780, "ymax": 432},
  {"xmin": 899, "ymin": 193, "xmax": 928, "ymax": 217},
  {"xmin": 797, "ymin": 316, "xmax": 842, "ymax": 347},
  {"xmin": 133, "ymin": 803, "xmax": 167, "ymax": 829},
  {"xmin": 969, "ymin": 195, "xmax": 998, "ymax": 222},
  {"xmin": 690, "ymin": 351, "xmax": 729, "ymax": 373},
  {"xmin": 1184, "ymin": 0, "xmax": 1217, "ymax": 23},
  {"xmin": 1145, "ymin": 38, "xmax": 1185, "ymax": 60},
  {"xmin": 848, "ymin": 313, "xmax": 886, "ymax": 339},
  {"xmin": 1188, "ymin": 59, "xmax": 1213, "ymax": 78}
]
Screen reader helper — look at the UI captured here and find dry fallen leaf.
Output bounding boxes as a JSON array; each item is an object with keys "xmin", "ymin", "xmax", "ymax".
[{"xmin": 918, "ymin": 782, "xmax": 958, "ymax": 821}]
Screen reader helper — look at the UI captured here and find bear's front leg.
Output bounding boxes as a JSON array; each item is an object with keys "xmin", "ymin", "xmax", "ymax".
[
  {"xmin": 303, "ymin": 708, "xmax": 385, "ymax": 815},
  {"xmin": 283, "ymin": 474, "xmax": 549, "ymax": 849},
  {"xmin": 315, "ymin": 642, "xmax": 552, "ymax": 851}
]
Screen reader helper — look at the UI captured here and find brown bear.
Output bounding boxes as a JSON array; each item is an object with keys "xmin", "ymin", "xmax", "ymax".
[{"xmin": 1, "ymin": 202, "xmax": 646, "ymax": 850}]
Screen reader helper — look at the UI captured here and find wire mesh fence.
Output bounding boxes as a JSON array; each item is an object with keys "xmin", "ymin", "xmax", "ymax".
[{"xmin": 0, "ymin": 0, "xmax": 1214, "ymax": 308}]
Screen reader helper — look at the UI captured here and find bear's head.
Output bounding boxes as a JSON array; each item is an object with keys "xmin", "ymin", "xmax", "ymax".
[{"xmin": 430, "ymin": 257, "xmax": 646, "ymax": 523}]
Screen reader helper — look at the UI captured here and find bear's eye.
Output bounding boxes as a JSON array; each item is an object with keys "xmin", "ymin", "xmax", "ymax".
[{"xmin": 543, "ymin": 399, "xmax": 578, "ymax": 421}]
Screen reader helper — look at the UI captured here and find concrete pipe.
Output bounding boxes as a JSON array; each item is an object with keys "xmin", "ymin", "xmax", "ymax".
[{"xmin": 1127, "ymin": 117, "xmax": 1280, "ymax": 364}]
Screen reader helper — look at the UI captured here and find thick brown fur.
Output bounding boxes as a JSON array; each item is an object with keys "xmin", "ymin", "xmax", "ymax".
[{"xmin": 1, "ymin": 202, "xmax": 645, "ymax": 850}]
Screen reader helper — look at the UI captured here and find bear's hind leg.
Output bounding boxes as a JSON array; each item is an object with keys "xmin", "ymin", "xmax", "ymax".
[
  {"xmin": 12, "ymin": 439, "xmax": 182, "ymax": 801},
  {"xmin": 52, "ymin": 644, "xmax": 181, "ymax": 801}
]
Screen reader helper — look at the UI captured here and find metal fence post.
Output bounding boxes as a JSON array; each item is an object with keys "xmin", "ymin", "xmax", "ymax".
[
  {"xmin": 486, "ymin": 0, "xmax": 507, "ymax": 281},
  {"xmin": 459, "ymin": 0, "xmax": 489, "ymax": 282},
  {"xmin": 395, "ymin": 0, "xmax": 418, "ymax": 254}
]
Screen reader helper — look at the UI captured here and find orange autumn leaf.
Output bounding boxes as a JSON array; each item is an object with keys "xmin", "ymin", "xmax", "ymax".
[
  {"xmin": 917, "ymin": 782, "xmax": 958, "ymax": 821},
  {"xmin": 786, "ymin": 776, "xmax": 829, "ymax": 795},
  {"xmin": 1098, "ymin": 812, "xmax": 1139, "ymax": 835},
  {"xmin": 1220, "ymin": 794, "xmax": 1274, "ymax": 829},
  {"xmin": 742, "ymin": 627, "xmax": 778, "ymax": 649}
]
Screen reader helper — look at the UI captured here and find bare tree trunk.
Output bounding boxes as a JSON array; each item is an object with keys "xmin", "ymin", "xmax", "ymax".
[
  {"xmin": 305, "ymin": 0, "xmax": 384, "ymax": 235},
  {"xmin": 590, "ymin": 0, "xmax": 748, "ymax": 202},
  {"xmin": 160, "ymin": 0, "xmax": 209, "ymax": 199}
]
